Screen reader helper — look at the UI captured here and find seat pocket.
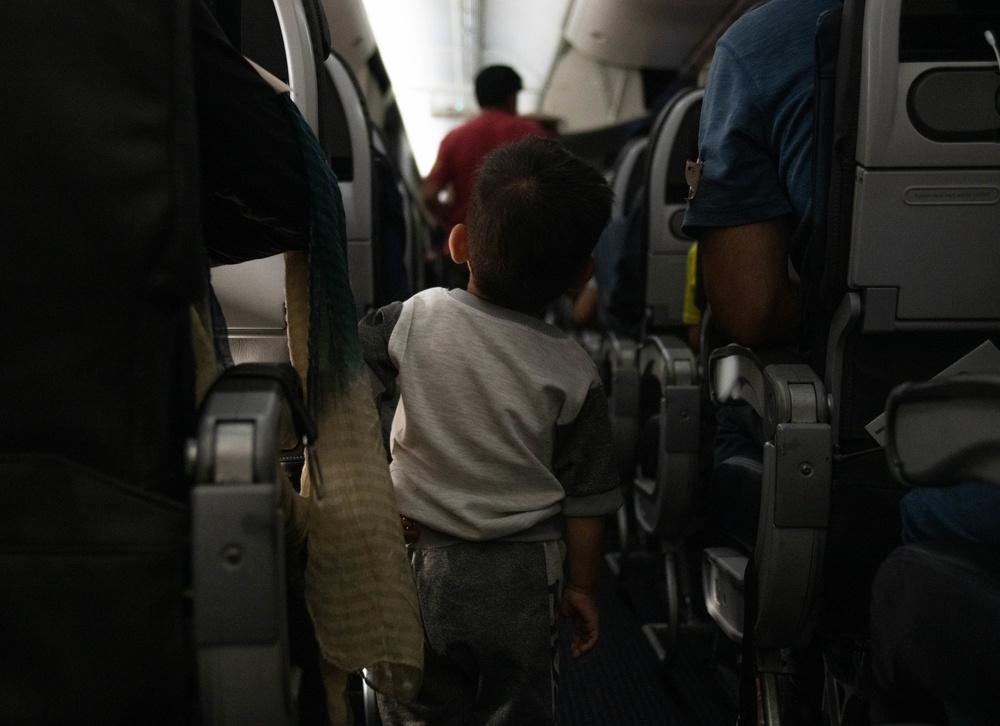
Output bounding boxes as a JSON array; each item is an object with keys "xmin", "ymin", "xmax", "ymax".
[{"xmin": 0, "ymin": 453, "xmax": 191, "ymax": 725}]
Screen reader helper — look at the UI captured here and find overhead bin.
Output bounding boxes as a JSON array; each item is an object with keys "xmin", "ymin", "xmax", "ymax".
[
  {"xmin": 542, "ymin": 49, "xmax": 647, "ymax": 132},
  {"xmin": 563, "ymin": 0, "xmax": 733, "ymax": 69}
]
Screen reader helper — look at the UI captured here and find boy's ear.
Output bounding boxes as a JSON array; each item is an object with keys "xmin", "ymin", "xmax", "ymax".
[
  {"xmin": 569, "ymin": 256, "xmax": 596, "ymax": 295},
  {"xmin": 448, "ymin": 224, "xmax": 469, "ymax": 264}
]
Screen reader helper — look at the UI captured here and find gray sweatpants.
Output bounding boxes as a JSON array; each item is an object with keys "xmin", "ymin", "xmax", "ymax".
[{"xmin": 377, "ymin": 539, "xmax": 565, "ymax": 726}]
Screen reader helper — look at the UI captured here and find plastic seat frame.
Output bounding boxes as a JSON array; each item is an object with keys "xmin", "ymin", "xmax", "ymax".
[{"xmin": 190, "ymin": 363, "xmax": 313, "ymax": 725}]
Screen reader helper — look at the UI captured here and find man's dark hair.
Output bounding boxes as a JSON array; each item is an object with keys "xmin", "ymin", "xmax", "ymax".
[
  {"xmin": 465, "ymin": 136, "xmax": 613, "ymax": 312},
  {"xmin": 474, "ymin": 65, "xmax": 523, "ymax": 109}
]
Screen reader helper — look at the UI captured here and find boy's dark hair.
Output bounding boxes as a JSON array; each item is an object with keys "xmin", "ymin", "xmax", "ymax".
[
  {"xmin": 465, "ymin": 136, "xmax": 613, "ymax": 312},
  {"xmin": 474, "ymin": 65, "xmax": 522, "ymax": 109}
]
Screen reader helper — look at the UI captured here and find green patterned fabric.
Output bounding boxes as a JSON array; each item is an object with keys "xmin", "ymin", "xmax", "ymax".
[{"xmin": 280, "ymin": 94, "xmax": 423, "ymax": 721}]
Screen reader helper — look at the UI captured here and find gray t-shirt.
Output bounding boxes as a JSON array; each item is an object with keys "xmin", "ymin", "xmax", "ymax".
[{"xmin": 359, "ymin": 288, "xmax": 622, "ymax": 543}]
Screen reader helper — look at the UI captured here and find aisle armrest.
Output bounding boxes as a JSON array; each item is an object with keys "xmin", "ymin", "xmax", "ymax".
[
  {"xmin": 710, "ymin": 343, "xmax": 830, "ymax": 437},
  {"xmin": 603, "ymin": 331, "xmax": 641, "ymax": 461},
  {"xmin": 705, "ymin": 344, "xmax": 832, "ymax": 648},
  {"xmin": 190, "ymin": 363, "xmax": 312, "ymax": 726},
  {"xmin": 633, "ymin": 334, "xmax": 700, "ymax": 539}
]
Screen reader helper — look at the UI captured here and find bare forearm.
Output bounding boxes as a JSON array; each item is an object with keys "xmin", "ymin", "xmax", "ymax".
[
  {"xmin": 564, "ymin": 515, "xmax": 604, "ymax": 593},
  {"xmin": 420, "ymin": 180, "xmax": 450, "ymax": 230}
]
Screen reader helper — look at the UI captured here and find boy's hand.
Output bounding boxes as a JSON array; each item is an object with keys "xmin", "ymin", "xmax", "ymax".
[
  {"xmin": 558, "ymin": 583, "xmax": 599, "ymax": 657},
  {"xmin": 400, "ymin": 515, "xmax": 421, "ymax": 545}
]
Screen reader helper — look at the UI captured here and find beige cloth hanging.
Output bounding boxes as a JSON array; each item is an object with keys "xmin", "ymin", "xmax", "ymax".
[{"xmin": 283, "ymin": 249, "xmax": 423, "ymax": 724}]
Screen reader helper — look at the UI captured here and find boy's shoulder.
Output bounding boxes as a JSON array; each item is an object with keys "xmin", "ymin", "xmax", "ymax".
[{"xmin": 407, "ymin": 289, "xmax": 597, "ymax": 361}]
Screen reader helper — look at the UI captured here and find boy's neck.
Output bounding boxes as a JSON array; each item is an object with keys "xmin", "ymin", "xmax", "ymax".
[
  {"xmin": 464, "ymin": 278, "xmax": 503, "ymax": 309},
  {"xmin": 463, "ymin": 278, "xmax": 547, "ymax": 319}
]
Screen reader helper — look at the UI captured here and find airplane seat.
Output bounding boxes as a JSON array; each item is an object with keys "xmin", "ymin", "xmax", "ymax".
[
  {"xmin": 210, "ymin": 0, "xmax": 377, "ymax": 367},
  {"xmin": 632, "ymin": 86, "xmax": 704, "ymax": 530},
  {"xmin": 599, "ymin": 88, "xmax": 710, "ymax": 662},
  {"xmin": 610, "ymin": 135, "xmax": 650, "ymax": 221},
  {"xmin": 580, "ymin": 135, "xmax": 651, "ymax": 368},
  {"xmin": 0, "ymin": 2, "xmax": 200, "ymax": 721},
  {"xmin": 600, "ymin": 89, "xmax": 698, "ymax": 563},
  {"xmin": 322, "ymin": 48, "xmax": 379, "ymax": 314},
  {"xmin": 371, "ymin": 128, "xmax": 412, "ymax": 305},
  {"xmin": 596, "ymin": 130, "xmax": 652, "ymax": 560},
  {"xmin": 202, "ymin": 3, "xmax": 389, "ymax": 720},
  {"xmin": 703, "ymin": 0, "xmax": 1000, "ymax": 720},
  {"xmin": 869, "ymin": 375, "xmax": 1000, "ymax": 725},
  {"xmin": 632, "ymin": 335, "xmax": 708, "ymax": 663},
  {"xmin": 1, "ymin": 1, "xmax": 305, "ymax": 722}
]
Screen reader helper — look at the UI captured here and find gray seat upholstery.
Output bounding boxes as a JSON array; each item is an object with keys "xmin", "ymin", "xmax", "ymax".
[{"xmin": 610, "ymin": 136, "xmax": 650, "ymax": 220}]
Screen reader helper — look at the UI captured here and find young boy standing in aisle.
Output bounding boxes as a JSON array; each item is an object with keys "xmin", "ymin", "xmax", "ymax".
[{"xmin": 360, "ymin": 136, "xmax": 621, "ymax": 725}]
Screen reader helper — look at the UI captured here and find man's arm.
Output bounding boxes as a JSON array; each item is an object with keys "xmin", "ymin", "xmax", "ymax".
[
  {"xmin": 560, "ymin": 515, "xmax": 604, "ymax": 657},
  {"xmin": 420, "ymin": 177, "xmax": 451, "ymax": 230},
  {"xmin": 699, "ymin": 216, "xmax": 802, "ymax": 347}
]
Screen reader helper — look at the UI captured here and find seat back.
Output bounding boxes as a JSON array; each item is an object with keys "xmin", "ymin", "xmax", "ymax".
[
  {"xmin": 849, "ymin": 1, "xmax": 998, "ymax": 330},
  {"xmin": 210, "ymin": 0, "xmax": 377, "ymax": 365},
  {"xmin": 324, "ymin": 48, "xmax": 376, "ymax": 313},
  {"xmin": 817, "ymin": 0, "xmax": 1000, "ymax": 447},
  {"xmin": 628, "ymin": 89, "xmax": 705, "ymax": 541},
  {"xmin": 208, "ymin": 0, "xmax": 322, "ymax": 363},
  {"xmin": 610, "ymin": 136, "xmax": 650, "ymax": 220},
  {"xmin": 597, "ymin": 87, "xmax": 706, "ymax": 535},
  {"xmin": 604, "ymin": 87, "xmax": 699, "ymax": 336},
  {"xmin": 0, "ymin": 1, "xmax": 202, "ymax": 721},
  {"xmin": 644, "ymin": 88, "xmax": 703, "ymax": 331},
  {"xmin": 813, "ymin": 0, "xmax": 1000, "ymax": 638}
]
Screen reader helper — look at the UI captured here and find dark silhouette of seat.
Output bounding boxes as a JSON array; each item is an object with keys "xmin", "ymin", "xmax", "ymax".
[{"xmin": 0, "ymin": 2, "xmax": 304, "ymax": 722}]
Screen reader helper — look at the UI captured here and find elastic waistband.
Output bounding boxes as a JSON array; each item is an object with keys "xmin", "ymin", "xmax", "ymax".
[{"xmin": 411, "ymin": 516, "xmax": 562, "ymax": 550}]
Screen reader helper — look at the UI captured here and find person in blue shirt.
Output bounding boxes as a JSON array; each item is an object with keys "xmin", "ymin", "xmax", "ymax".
[
  {"xmin": 681, "ymin": 1, "xmax": 841, "ymax": 723},
  {"xmin": 682, "ymin": 0, "xmax": 839, "ymax": 350}
]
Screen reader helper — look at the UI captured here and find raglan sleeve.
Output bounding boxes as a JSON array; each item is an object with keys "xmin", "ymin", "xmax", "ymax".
[
  {"xmin": 553, "ymin": 382, "xmax": 624, "ymax": 517},
  {"xmin": 357, "ymin": 300, "xmax": 404, "ymax": 399}
]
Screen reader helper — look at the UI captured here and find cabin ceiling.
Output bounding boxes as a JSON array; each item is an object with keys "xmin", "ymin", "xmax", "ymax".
[
  {"xmin": 354, "ymin": 0, "xmax": 749, "ymax": 172},
  {"xmin": 361, "ymin": 0, "xmax": 571, "ymax": 115}
]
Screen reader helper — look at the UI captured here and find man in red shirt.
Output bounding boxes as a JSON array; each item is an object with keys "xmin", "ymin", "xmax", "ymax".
[{"xmin": 422, "ymin": 65, "xmax": 550, "ymax": 287}]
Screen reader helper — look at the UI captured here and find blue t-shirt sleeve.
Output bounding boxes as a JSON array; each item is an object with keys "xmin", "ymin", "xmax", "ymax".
[{"xmin": 682, "ymin": 42, "xmax": 794, "ymax": 235}]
